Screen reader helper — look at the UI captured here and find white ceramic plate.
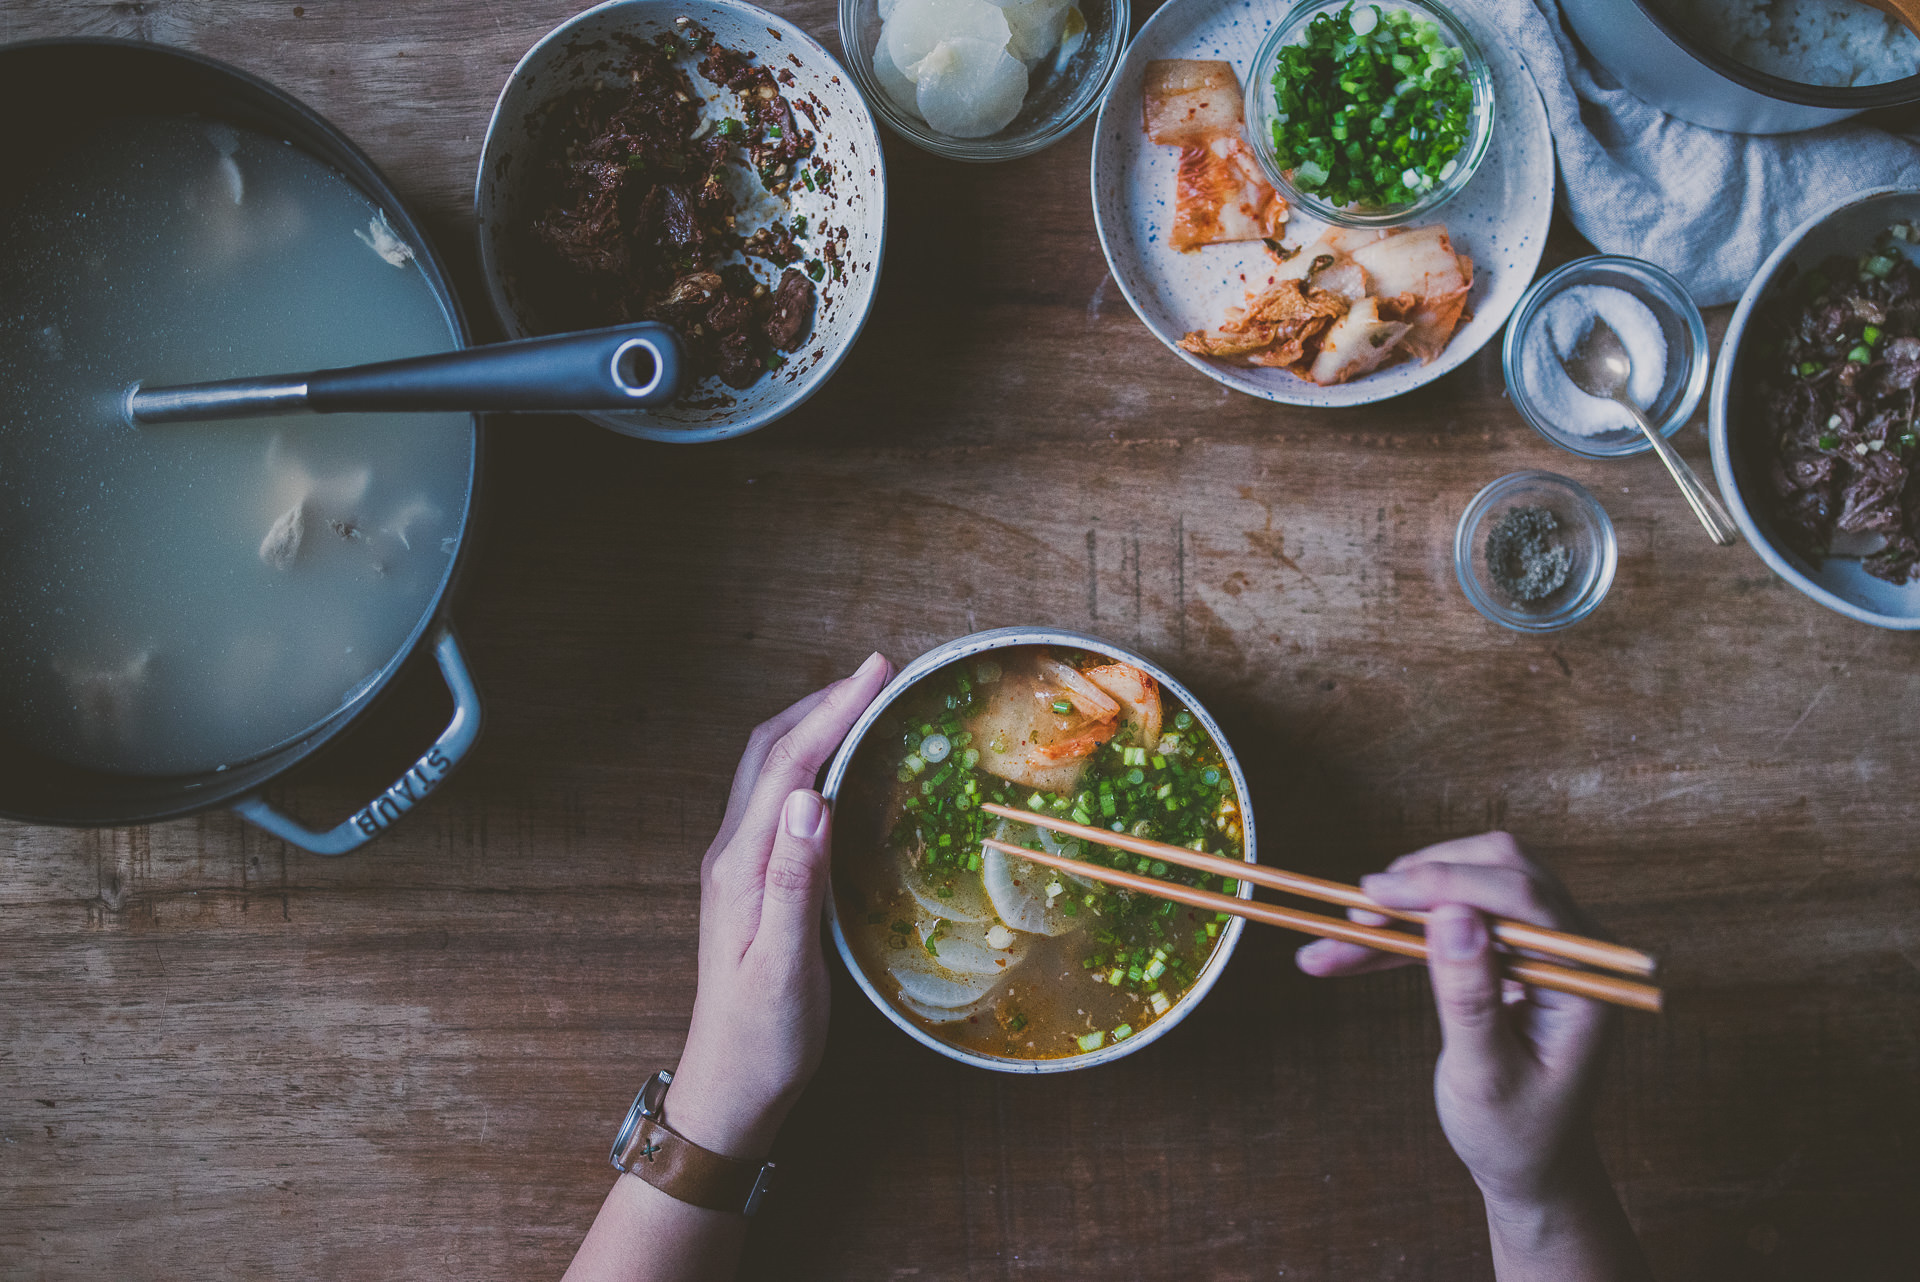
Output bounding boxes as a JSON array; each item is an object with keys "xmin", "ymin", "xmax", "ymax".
[
  {"xmin": 476, "ymin": 0, "xmax": 887, "ymax": 442},
  {"xmin": 1711, "ymin": 186, "xmax": 1920, "ymax": 630},
  {"xmin": 1090, "ymin": 0, "xmax": 1555, "ymax": 407}
]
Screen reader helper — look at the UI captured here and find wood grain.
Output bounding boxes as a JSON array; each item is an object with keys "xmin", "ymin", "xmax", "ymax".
[{"xmin": 2, "ymin": 2, "xmax": 1918, "ymax": 1279}]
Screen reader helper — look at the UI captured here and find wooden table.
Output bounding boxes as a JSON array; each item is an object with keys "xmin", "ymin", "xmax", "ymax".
[{"xmin": 3, "ymin": 2, "xmax": 1916, "ymax": 1278}]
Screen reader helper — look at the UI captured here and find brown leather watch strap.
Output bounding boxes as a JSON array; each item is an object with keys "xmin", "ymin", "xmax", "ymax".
[{"xmin": 614, "ymin": 1112, "xmax": 774, "ymax": 1215}]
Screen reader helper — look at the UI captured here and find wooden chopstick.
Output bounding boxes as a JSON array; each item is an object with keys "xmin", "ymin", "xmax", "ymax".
[
  {"xmin": 981, "ymin": 803, "xmax": 1657, "ymax": 980},
  {"xmin": 982, "ymin": 839, "xmax": 1664, "ymax": 1014}
]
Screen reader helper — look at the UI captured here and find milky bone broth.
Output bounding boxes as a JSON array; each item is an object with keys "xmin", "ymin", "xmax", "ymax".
[{"xmin": 0, "ymin": 117, "xmax": 471, "ymax": 776}]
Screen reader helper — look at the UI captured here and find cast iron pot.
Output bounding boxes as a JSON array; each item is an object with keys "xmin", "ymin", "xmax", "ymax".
[{"xmin": 0, "ymin": 39, "xmax": 483, "ymax": 855}]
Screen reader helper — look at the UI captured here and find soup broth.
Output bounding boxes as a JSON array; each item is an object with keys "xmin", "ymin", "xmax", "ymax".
[
  {"xmin": 835, "ymin": 645, "xmax": 1247, "ymax": 1061},
  {"xmin": 0, "ymin": 117, "xmax": 471, "ymax": 776}
]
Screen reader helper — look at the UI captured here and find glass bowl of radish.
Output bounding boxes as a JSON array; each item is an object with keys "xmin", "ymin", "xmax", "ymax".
[{"xmin": 840, "ymin": 0, "xmax": 1127, "ymax": 160}]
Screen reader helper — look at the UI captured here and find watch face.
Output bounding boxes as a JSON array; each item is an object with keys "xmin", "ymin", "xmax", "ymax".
[{"xmin": 610, "ymin": 1087, "xmax": 648, "ymax": 1168}]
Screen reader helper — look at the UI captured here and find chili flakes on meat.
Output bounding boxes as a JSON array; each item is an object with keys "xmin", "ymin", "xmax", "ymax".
[{"xmin": 523, "ymin": 19, "xmax": 817, "ymax": 391}]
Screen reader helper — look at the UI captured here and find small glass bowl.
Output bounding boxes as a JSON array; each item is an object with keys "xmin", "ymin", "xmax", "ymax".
[
  {"xmin": 1454, "ymin": 471, "xmax": 1617, "ymax": 633},
  {"xmin": 1502, "ymin": 255, "xmax": 1710, "ymax": 459},
  {"xmin": 1246, "ymin": 0, "xmax": 1495, "ymax": 228},
  {"xmin": 838, "ymin": 0, "xmax": 1127, "ymax": 161}
]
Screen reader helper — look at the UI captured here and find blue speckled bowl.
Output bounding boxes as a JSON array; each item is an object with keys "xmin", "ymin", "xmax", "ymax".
[{"xmin": 1089, "ymin": 0, "xmax": 1555, "ymax": 407}]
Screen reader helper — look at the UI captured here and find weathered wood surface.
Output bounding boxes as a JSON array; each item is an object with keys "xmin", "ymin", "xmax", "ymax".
[{"xmin": 2, "ymin": 2, "xmax": 1916, "ymax": 1279}]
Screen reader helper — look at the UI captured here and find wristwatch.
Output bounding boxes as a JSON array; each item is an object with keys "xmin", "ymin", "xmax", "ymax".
[{"xmin": 609, "ymin": 1070, "xmax": 776, "ymax": 1216}]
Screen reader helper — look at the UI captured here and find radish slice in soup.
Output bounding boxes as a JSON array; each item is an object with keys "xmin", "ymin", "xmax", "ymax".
[
  {"xmin": 892, "ymin": 982, "xmax": 1002, "ymax": 1024},
  {"xmin": 888, "ymin": 953, "xmax": 1004, "ymax": 1020},
  {"xmin": 904, "ymin": 852, "xmax": 995, "ymax": 923},
  {"xmin": 983, "ymin": 840, "xmax": 1080, "ymax": 936},
  {"xmin": 915, "ymin": 917, "xmax": 1026, "ymax": 976}
]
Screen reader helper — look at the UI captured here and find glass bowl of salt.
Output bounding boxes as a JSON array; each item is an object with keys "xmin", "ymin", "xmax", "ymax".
[
  {"xmin": 1454, "ymin": 471, "xmax": 1618, "ymax": 632},
  {"xmin": 1502, "ymin": 255, "xmax": 1709, "ymax": 459}
]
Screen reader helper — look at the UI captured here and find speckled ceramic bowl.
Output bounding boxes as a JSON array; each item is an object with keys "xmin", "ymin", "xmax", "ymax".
[
  {"xmin": 1089, "ymin": 0, "xmax": 1554, "ymax": 407},
  {"xmin": 475, "ymin": 0, "xmax": 886, "ymax": 442}
]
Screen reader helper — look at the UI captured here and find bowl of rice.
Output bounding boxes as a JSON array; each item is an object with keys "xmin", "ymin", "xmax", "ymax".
[{"xmin": 1563, "ymin": 0, "xmax": 1920, "ymax": 134}]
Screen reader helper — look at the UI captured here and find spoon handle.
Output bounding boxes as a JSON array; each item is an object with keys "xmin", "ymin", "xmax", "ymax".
[{"xmin": 1621, "ymin": 398, "xmax": 1740, "ymax": 546}]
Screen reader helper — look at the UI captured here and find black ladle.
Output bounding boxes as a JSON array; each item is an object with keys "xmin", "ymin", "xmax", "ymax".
[{"xmin": 126, "ymin": 322, "xmax": 683, "ymax": 424}]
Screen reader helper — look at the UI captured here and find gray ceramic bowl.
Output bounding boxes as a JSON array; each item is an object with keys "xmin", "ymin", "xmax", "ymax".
[
  {"xmin": 822, "ymin": 627, "xmax": 1256, "ymax": 1074},
  {"xmin": 475, "ymin": 0, "xmax": 887, "ymax": 442},
  {"xmin": 1710, "ymin": 186, "xmax": 1920, "ymax": 630}
]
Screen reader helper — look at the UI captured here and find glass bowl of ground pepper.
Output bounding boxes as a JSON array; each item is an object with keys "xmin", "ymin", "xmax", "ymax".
[
  {"xmin": 1454, "ymin": 471, "xmax": 1618, "ymax": 632},
  {"xmin": 1248, "ymin": 0, "xmax": 1495, "ymax": 228}
]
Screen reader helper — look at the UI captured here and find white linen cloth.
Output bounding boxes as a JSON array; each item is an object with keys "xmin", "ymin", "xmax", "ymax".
[{"xmin": 1485, "ymin": 0, "xmax": 1920, "ymax": 305}]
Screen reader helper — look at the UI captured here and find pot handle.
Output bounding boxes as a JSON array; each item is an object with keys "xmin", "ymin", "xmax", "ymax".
[{"xmin": 231, "ymin": 624, "xmax": 482, "ymax": 856}]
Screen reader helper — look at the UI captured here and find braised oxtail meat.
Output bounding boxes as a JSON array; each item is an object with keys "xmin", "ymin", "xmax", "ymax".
[
  {"xmin": 520, "ymin": 20, "xmax": 818, "ymax": 394},
  {"xmin": 765, "ymin": 267, "xmax": 816, "ymax": 351},
  {"xmin": 1758, "ymin": 229, "xmax": 1920, "ymax": 583}
]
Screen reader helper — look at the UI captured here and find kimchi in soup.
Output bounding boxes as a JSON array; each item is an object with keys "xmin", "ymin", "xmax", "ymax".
[{"xmin": 834, "ymin": 645, "xmax": 1247, "ymax": 1061}]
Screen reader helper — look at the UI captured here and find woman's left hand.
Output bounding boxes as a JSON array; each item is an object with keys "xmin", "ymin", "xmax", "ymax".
[{"xmin": 661, "ymin": 651, "xmax": 894, "ymax": 1161}]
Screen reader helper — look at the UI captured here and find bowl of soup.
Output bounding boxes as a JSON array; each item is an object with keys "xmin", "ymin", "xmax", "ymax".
[{"xmin": 823, "ymin": 628, "xmax": 1256, "ymax": 1072}]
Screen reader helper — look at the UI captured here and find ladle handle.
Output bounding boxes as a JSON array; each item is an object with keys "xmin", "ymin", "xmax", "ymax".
[{"xmin": 127, "ymin": 322, "xmax": 683, "ymax": 423}]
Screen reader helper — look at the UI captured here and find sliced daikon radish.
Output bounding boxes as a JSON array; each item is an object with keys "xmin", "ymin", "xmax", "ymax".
[
  {"xmin": 982, "ymin": 841, "xmax": 1080, "ymax": 936},
  {"xmin": 893, "ymin": 981, "xmax": 1001, "ymax": 1024},
  {"xmin": 889, "ymin": 953, "xmax": 1002, "ymax": 1008},
  {"xmin": 916, "ymin": 37, "xmax": 1029, "ymax": 138},
  {"xmin": 880, "ymin": 0, "xmax": 903, "ymax": 17},
  {"xmin": 905, "ymin": 862, "xmax": 995, "ymax": 924},
  {"xmin": 872, "ymin": 39, "xmax": 925, "ymax": 120},
  {"xmin": 916, "ymin": 917, "xmax": 1026, "ymax": 976},
  {"xmin": 1004, "ymin": 0, "xmax": 1070, "ymax": 68},
  {"xmin": 886, "ymin": 0, "xmax": 1010, "ymax": 78}
]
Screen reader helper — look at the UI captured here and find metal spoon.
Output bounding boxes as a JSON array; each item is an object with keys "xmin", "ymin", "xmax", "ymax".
[
  {"xmin": 126, "ymin": 322, "xmax": 682, "ymax": 424},
  {"xmin": 1562, "ymin": 317, "xmax": 1739, "ymax": 547}
]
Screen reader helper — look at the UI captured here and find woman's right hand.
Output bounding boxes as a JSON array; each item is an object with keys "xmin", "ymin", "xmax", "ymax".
[{"xmin": 1296, "ymin": 833, "xmax": 1651, "ymax": 1280}]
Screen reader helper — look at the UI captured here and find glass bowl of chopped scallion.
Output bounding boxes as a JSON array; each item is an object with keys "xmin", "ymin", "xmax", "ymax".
[{"xmin": 1248, "ymin": 0, "xmax": 1495, "ymax": 228}]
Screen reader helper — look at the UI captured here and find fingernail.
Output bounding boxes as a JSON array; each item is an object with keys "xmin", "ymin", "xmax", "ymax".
[
  {"xmin": 784, "ymin": 789, "xmax": 828, "ymax": 840},
  {"xmin": 1296, "ymin": 941, "xmax": 1332, "ymax": 971},
  {"xmin": 1431, "ymin": 905, "xmax": 1485, "ymax": 960},
  {"xmin": 1359, "ymin": 872, "xmax": 1391, "ymax": 895},
  {"xmin": 854, "ymin": 651, "xmax": 886, "ymax": 680}
]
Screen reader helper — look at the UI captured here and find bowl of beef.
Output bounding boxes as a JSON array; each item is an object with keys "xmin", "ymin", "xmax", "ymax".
[
  {"xmin": 476, "ymin": 0, "xmax": 887, "ymax": 442},
  {"xmin": 1711, "ymin": 186, "xmax": 1920, "ymax": 629}
]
